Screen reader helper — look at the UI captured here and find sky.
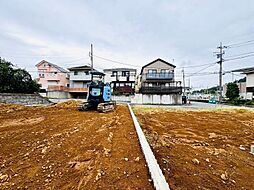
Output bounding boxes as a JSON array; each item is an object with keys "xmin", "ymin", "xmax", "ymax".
[{"xmin": 1, "ymin": 0, "xmax": 254, "ymax": 89}]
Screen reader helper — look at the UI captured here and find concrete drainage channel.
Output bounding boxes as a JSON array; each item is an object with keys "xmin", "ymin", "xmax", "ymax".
[{"xmin": 127, "ymin": 104, "xmax": 170, "ymax": 190}]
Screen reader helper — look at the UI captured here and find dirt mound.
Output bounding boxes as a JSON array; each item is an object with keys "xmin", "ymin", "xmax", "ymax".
[
  {"xmin": 0, "ymin": 103, "xmax": 26, "ymax": 113},
  {"xmin": 53, "ymin": 100, "xmax": 82, "ymax": 108}
]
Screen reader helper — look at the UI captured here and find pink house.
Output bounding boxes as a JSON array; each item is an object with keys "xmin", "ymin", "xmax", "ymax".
[{"xmin": 36, "ymin": 60, "xmax": 69, "ymax": 91}]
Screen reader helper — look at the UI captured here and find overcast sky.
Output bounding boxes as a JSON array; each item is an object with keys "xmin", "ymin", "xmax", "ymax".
[{"xmin": 1, "ymin": 0, "xmax": 254, "ymax": 89}]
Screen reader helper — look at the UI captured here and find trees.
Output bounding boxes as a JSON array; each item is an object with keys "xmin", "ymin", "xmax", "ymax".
[
  {"xmin": 226, "ymin": 82, "xmax": 239, "ymax": 101},
  {"xmin": 0, "ymin": 58, "xmax": 40, "ymax": 93}
]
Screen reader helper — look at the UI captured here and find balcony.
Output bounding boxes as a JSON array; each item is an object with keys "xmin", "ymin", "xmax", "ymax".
[
  {"xmin": 48, "ymin": 85, "xmax": 69, "ymax": 91},
  {"xmin": 140, "ymin": 86, "xmax": 182, "ymax": 94},
  {"xmin": 143, "ymin": 73, "xmax": 174, "ymax": 81},
  {"xmin": 47, "ymin": 85, "xmax": 88, "ymax": 93},
  {"xmin": 68, "ymin": 88, "xmax": 88, "ymax": 93}
]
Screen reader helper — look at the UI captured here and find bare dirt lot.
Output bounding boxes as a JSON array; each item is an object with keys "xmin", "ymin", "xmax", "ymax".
[
  {"xmin": 0, "ymin": 103, "xmax": 153, "ymax": 190},
  {"xmin": 135, "ymin": 107, "xmax": 254, "ymax": 190}
]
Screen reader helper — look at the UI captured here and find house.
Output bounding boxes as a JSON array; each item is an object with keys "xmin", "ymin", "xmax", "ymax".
[
  {"xmin": 103, "ymin": 68, "xmax": 137, "ymax": 95},
  {"xmin": 138, "ymin": 58, "xmax": 182, "ymax": 94},
  {"xmin": 68, "ymin": 65, "xmax": 104, "ymax": 99},
  {"xmin": 132, "ymin": 58, "xmax": 182, "ymax": 104},
  {"xmin": 232, "ymin": 67, "xmax": 254, "ymax": 99},
  {"xmin": 36, "ymin": 60, "xmax": 69, "ymax": 91}
]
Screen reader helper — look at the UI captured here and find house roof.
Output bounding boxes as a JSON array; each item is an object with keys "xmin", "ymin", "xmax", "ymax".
[
  {"xmin": 232, "ymin": 67, "xmax": 254, "ymax": 74},
  {"xmin": 68, "ymin": 65, "xmax": 104, "ymax": 75},
  {"xmin": 68, "ymin": 65, "xmax": 93, "ymax": 71},
  {"xmin": 103, "ymin": 68, "xmax": 137, "ymax": 72},
  {"xmin": 140, "ymin": 58, "xmax": 176, "ymax": 74},
  {"xmin": 36, "ymin": 60, "xmax": 68, "ymax": 73}
]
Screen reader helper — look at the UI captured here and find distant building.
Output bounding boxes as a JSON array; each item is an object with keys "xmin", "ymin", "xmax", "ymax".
[
  {"xmin": 35, "ymin": 60, "xmax": 69, "ymax": 91},
  {"xmin": 104, "ymin": 68, "xmax": 136, "ymax": 95},
  {"xmin": 132, "ymin": 58, "xmax": 182, "ymax": 104},
  {"xmin": 232, "ymin": 67, "xmax": 254, "ymax": 99},
  {"xmin": 68, "ymin": 65, "xmax": 104, "ymax": 99},
  {"xmin": 138, "ymin": 58, "xmax": 182, "ymax": 94}
]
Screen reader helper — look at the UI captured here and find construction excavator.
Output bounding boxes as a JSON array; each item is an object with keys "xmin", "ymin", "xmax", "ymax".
[
  {"xmin": 77, "ymin": 74, "xmax": 116, "ymax": 113},
  {"xmin": 78, "ymin": 44, "xmax": 116, "ymax": 113}
]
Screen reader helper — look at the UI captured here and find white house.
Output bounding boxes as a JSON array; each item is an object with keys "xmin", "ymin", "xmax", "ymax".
[
  {"xmin": 103, "ymin": 68, "xmax": 136, "ymax": 94},
  {"xmin": 232, "ymin": 67, "xmax": 254, "ymax": 100}
]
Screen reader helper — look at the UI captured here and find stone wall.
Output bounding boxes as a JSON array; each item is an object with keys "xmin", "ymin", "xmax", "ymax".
[{"xmin": 0, "ymin": 93, "xmax": 51, "ymax": 105}]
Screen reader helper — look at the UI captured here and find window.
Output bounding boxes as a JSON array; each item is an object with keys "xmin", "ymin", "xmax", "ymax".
[
  {"xmin": 160, "ymin": 69, "xmax": 169, "ymax": 73},
  {"xmin": 148, "ymin": 69, "xmax": 157, "ymax": 74},
  {"xmin": 111, "ymin": 71, "xmax": 118, "ymax": 77},
  {"xmin": 74, "ymin": 71, "xmax": 78, "ymax": 75},
  {"xmin": 85, "ymin": 71, "xmax": 89, "ymax": 75},
  {"xmin": 54, "ymin": 72, "xmax": 57, "ymax": 74},
  {"xmin": 122, "ymin": 71, "xmax": 130, "ymax": 76}
]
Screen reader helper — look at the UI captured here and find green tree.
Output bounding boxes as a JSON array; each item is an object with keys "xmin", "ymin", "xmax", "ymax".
[
  {"xmin": 226, "ymin": 82, "xmax": 239, "ymax": 101},
  {"xmin": 0, "ymin": 57, "xmax": 40, "ymax": 93}
]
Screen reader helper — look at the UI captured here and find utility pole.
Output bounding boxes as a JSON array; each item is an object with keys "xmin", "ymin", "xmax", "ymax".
[
  {"xmin": 216, "ymin": 42, "xmax": 227, "ymax": 103},
  {"xmin": 182, "ymin": 68, "xmax": 185, "ymax": 96},
  {"xmin": 90, "ymin": 44, "xmax": 93, "ymax": 81}
]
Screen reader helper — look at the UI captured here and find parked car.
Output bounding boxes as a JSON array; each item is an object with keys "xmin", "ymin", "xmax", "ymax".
[{"xmin": 208, "ymin": 98, "xmax": 218, "ymax": 104}]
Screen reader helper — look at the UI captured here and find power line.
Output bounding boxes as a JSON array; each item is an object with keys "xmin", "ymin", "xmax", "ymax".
[
  {"xmin": 177, "ymin": 62, "xmax": 215, "ymax": 69},
  {"xmin": 186, "ymin": 62, "xmax": 217, "ymax": 77},
  {"xmin": 93, "ymin": 54, "xmax": 141, "ymax": 68},
  {"xmin": 226, "ymin": 39, "xmax": 254, "ymax": 48},
  {"xmin": 224, "ymin": 54, "xmax": 254, "ymax": 62},
  {"xmin": 224, "ymin": 51, "xmax": 254, "ymax": 58}
]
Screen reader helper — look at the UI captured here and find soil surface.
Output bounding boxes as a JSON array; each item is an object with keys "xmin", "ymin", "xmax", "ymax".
[
  {"xmin": 135, "ymin": 107, "xmax": 254, "ymax": 190},
  {"xmin": 0, "ymin": 103, "xmax": 153, "ymax": 190}
]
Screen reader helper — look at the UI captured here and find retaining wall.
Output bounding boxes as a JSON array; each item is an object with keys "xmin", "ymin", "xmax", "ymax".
[
  {"xmin": 0, "ymin": 93, "xmax": 51, "ymax": 105},
  {"xmin": 131, "ymin": 93, "xmax": 182, "ymax": 105}
]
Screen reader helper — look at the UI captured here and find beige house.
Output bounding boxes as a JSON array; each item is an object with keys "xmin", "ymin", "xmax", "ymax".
[
  {"xmin": 132, "ymin": 58, "xmax": 182, "ymax": 105},
  {"xmin": 137, "ymin": 58, "xmax": 182, "ymax": 94},
  {"xmin": 36, "ymin": 60, "xmax": 69, "ymax": 91},
  {"xmin": 232, "ymin": 67, "xmax": 254, "ymax": 99}
]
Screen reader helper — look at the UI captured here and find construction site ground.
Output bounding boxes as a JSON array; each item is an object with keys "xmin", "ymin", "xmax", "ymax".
[
  {"xmin": 0, "ymin": 102, "xmax": 153, "ymax": 190},
  {"xmin": 134, "ymin": 106, "xmax": 254, "ymax": 190}
]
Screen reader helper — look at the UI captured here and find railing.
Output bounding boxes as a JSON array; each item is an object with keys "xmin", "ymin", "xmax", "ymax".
[
  {"xmin": 68, "ymin": 88, "xmax": 88, "ymax": 93},
  {"xmin": 47, "ymin": 85, "xmax": 88, "ymax": 93},
  {"xmin": 140, "ymin": 86, "xmax": 182, "ymax": 94},
  {"xmin": 113, "ymin": 86, "xmax": 134, "ymax": 94},
  {"xmin": 48, "ymin": 85, "xmax": 69, "ymax": 91},
  {"xmin": 143, "ymin": 73, "xmax": 174, "ymax": 80}
]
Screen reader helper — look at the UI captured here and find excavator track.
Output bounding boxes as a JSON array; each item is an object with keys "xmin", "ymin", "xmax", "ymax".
[
  {"xmin": 97, "ymin": 101, "xmax": 116, "ymax": 113},
  {"xmin": 77, "ymin": 102, "xmax": 91, "ymax": 111}
]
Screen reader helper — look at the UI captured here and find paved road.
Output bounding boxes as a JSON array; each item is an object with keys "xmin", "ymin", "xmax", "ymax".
[{"xmin": 133, "ymin": 101, "xmax": 254, "ymax": 110}]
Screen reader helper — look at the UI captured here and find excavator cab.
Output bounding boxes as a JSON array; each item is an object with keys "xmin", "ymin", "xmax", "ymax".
[{"xmin": 77, "ymin": 75, "xmax": 116, "ymax": 112}]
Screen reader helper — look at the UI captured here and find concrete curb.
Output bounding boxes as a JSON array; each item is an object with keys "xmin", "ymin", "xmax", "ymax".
[{"xmin": 127, "ymin": 104, "xmax": 170, "ymax": 190}]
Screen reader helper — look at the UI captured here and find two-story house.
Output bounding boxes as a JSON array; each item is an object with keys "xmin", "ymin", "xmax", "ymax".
[
  {"xmin": 138, "ymin": 58, "xmax": 182, "ymax": 94},
  {"xmin": 36, "ymin": 60, "xmax": 69, "ymax": 91},
  {"xmin": 232, "ymin": 67, "xmax": 254, "ymax": 99},
  {"xmin": 68, "ymin": 65, "xmax": 104, "ymax": 98},
  {"xmin": 132, "ymin": 58, "xmax": 182, "ymax": 104},
  {"xmin": 103, "ymin": 68, "xmax": 136, "ymax": 94}
]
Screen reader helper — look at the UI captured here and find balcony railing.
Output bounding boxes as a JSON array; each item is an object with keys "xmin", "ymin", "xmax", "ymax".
[
  {"xmin": 143, "ymin": 73, "xmax": 174, "ymax": 80},
  {"xmin": 48, "ymin": 85, "xmax": 69, "ymax": 91},
  {"xmin": 47, "ymin": 85, "xmax": 88, "ymax": 93},
  {"xmin": 68, "ymin": 88, "xmax": 88, "ymax": 93},
  {"xmin": 140, "ymin": 86, "xmax": 182, "ymax": 94}
]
